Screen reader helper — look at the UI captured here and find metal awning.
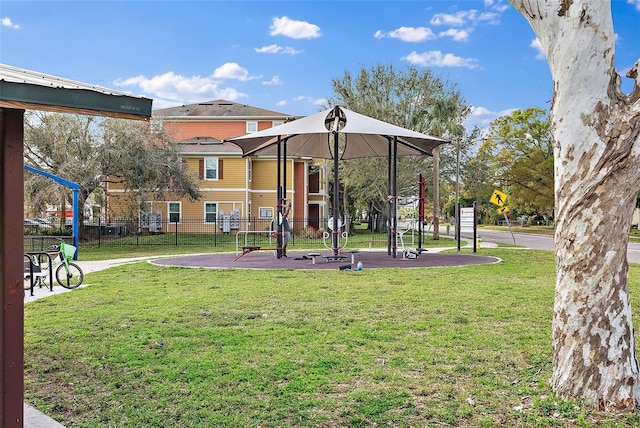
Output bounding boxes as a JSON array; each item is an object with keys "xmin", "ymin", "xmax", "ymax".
[{"xmin": 0, "ymin": 63, "xmax": 152, "ymax": 120}]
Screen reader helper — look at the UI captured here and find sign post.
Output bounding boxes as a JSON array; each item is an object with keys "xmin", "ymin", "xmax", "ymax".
[{"xmin": 460, "ymin": 206, "xmax": 476, "ymax": 253}]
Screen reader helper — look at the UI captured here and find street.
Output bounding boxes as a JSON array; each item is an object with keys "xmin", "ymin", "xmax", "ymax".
[{"xmin": 467, "ymin": 228, "xmax": 640, "ymax": 265}]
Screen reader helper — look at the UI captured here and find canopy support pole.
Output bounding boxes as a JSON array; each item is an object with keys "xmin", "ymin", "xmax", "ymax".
[
  {"xmin": 391, "ymin": 136, "xmax": 398, "ymax": 258},
  {"xmin": 418, "ymin": 173, "xmax": 425, "ymax": 251},
  {"xmin": 283, "ymin": 138, "xmax": 288, "ymax": 250},
  {"xmin": 332, "ymin": 130, "xmax": 340, "ymax": 258},
  {"xmin": 276, "ymin": 136, "xmax": 283, "ymax": 259},
  {"xmin": 387, "ymin": 139, "xmax": 392, "ymax": 255}
]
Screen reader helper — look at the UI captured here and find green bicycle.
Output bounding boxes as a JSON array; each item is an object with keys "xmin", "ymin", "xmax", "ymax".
[{"xmin": 24, "ymin": 240, "xmax": 84, "ymax": 290}]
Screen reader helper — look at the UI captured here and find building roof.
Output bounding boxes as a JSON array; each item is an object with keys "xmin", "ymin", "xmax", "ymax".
[
  {"xmin": 0, "ymin": 63, "xmax": 152, "ymax": 120},
  {"xmin": 153, "ymin": 99, "xmax": 293, "ymax": 120},
  {"xmin": 176, "ymin": 136, "xmax": 242, "ymax": 155}
]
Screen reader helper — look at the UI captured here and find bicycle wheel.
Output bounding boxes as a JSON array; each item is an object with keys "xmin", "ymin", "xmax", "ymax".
[{"xmin": 56, "ymin": 262, "xmax": 84, "ymax": 289}]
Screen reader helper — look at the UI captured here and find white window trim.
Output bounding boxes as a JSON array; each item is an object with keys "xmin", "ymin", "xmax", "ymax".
[
  {"xmin": 272, "ymin": 120, "xmax": 284, "ymax": 128},
  {"xmin": 259, "ymin": 207, "xmax": 274, "ymax": 219},
  {"xmin": 246, "ymin": 121, "xmax": 258, "ymax": 133},
  {"xmin": 248, "ymin": 159, "xmax": 252, "ymax": 182},
  {"xmin": 204, "ymin": 157, "xmax": 219, "ymax": 181},
  {"xmin": 204, "ymin": 202, "xmax": 218, "ymax": 224},
  {"xmin": 168, "ymin": 201, "xmax": 182, "ymax": 224}
]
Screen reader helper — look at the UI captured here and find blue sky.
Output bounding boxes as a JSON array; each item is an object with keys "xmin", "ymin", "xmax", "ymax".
[{"xmin": 1, "ymin": 0, "xmax": 639, "ymax": 132}]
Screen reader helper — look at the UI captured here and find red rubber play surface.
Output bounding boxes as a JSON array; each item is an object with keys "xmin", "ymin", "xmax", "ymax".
[{"xmin": 150, "ymin": 249, "xmax": 499, "ymax": 270}]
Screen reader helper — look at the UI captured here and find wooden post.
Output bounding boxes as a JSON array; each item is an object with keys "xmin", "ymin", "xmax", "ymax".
[{"xmin": 1, "ymin": 107, "xmax": 25, "ymax": 427}]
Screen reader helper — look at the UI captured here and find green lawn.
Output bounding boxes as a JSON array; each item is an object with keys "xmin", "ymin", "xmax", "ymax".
[{"xmin": 23, "ymin": 248, "xmax": 640, "ymax": 427}]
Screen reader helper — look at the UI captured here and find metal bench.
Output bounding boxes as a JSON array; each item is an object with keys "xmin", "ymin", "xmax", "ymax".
[{"xmin": 308, "ymin": 253, "xmax": 321, "ymax": 264}]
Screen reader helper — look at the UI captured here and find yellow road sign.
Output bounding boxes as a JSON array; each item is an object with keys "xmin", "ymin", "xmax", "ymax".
[
  {"xmin": 497, "ymin": 206, "xmax": 510, "ymax": 214},
  {"xmin": 490, "ymin": 189, "xmax": 508, "ymax": 207}
]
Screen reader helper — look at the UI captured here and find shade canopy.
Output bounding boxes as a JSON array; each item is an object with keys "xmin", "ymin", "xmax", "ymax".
[
  {"xmin": 225, "ymin": 105, "xmax": 449, "ymax": 260},
  {"xmin": 226, "ymin": 106, "xmax": 448, "ymax": 158}
]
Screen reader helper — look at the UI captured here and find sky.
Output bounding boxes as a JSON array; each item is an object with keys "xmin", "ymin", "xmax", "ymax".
[{"xmin": 1, "ymin": 0, "xmax": 639, "ymax": 132}]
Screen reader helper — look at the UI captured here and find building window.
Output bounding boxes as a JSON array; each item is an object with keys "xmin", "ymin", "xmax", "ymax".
[
  {"xmin": 259, "ymin": 207, "xmax": 273, "ymax": 218},
  {"xmin": 248, "ymin": 159, "xmax": 252, "ymax": 182},
  {"xmin": 205, "ymin": 157, "xmax": 218, "ymax": 180},
  {"xmin": 309, "ymin": 169, "xmax": 320, "ymax": 194},
  {"xmin": 168, "ymin": 202, "xmax": 181, "ymax": 223},
  {"xmin": 272, "ymin": 120, "xmax": 283, "ymax": 128},
  {"xmin": 205, "ymin": 203, "xmax": 217, "ymax": 223},
  {"xmin": 247, "ymin": 121, "xmax": 258, "ymax": 133}
]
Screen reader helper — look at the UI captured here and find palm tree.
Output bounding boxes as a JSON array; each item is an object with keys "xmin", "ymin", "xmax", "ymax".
[{"xmin": 413, "ymin": 97, "xmax": 467, "ymax": 239}]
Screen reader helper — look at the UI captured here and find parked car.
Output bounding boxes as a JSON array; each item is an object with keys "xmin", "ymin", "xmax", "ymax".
[
  {"xmin": 24, "ymin": 219, "xmax": 42, "ymax": 229},
  {"xmin": 24, "ymin": 218, "xmax": 54, "ymax": 229},
  {"xmin": 30, "ymin": 218, "xmax": 54, "ymax": 228}
]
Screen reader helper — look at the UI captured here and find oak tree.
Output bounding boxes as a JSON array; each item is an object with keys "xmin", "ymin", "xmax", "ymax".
[
  {"xmin": 328, "ymin": 64, "xmax": 468, "ymax": 230},
  {"xmin": 24, "ymin": 113, "xmax": 200, "ymax": 233}
]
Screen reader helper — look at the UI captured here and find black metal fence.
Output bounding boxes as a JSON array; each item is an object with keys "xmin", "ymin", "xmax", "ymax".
[
  {"xmin": 24, "ymin": 235, "xmax": 75, "ymax": 253},
  {"xmin": 22, "ymin": 216, "xmax": 451, "ymax": 254},
  {"xmin": 68, "ymin": 217, "xmax": 390, "ymax": 250}
]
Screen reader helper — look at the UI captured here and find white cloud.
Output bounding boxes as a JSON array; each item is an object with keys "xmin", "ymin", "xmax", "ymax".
[
  {"xmin": 484, "ymin": 0, "xmax": 510, "ymax": 13},
  {"xmin": 430, "ymin": 9, "xmax": 500, "ymax": 26},
  {"xmin": 1, "ymin": 17, "xmax": 20, "ymax": 29},
  {"xmin": 439, "ymin": 28, "xmax": 472, "ymax": 42},
  {"xmin": 291, "ymin": 96, "xmax": 326, "ymax": 108},
  {"xmin": 431, "ymin": 10, "xmax": 473, "ymax": 26},
  {"xmin": 276, "ymin": 100, "xmax": 287, "ymax": 107},
  {"xmin": 262, "ymin": 76, "xmax": 282, "ymax": 86},
  {"xmin": 270, "ymin": 16, "xmax": 321, "ymax": 39},
  {"xmin": 213, "ymin": 62, "xmax": 260, "ymax": 81},
  {"xmin": 374, "ymin": 26, "xmax": 436, "ymax": 42},
  {"xmin": 113, "ymin": 71, "xmax": 248, "ymax": 105},
  {"xmin": 402, "ymin": 51, "xmax": 479, "ymax": 69},
  {"xmin": 530, "ymin": 38, "xmax": 546, "ymax": 60},
  {"xmin": 464, "ymin": 106, "xmax": 516, "ymax": 132},
  {"xmin": 628, "ymin": 0, "xmax": 640, "ymax": 11},
  {"xmin": 255, "ymin": 44, "xmax": 302, "ymax": 55}
]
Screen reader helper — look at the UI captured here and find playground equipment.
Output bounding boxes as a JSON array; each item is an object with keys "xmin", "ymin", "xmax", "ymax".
[{"xmin": 322, "ymin": 216, "xmax": 348, "ymax": 255}]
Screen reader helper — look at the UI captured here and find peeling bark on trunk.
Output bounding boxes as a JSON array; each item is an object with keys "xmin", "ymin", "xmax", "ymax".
[{"xmin": 508, "ymin": 0, "xmax": 640, "ymax": 411}]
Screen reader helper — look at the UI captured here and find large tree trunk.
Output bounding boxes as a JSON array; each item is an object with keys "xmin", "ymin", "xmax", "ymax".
[{"xmin": 509, "ymin": 0, "xmax": 640, "ymax": 410}]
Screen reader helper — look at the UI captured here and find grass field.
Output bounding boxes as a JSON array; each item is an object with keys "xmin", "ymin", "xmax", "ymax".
[{"xmin": 23, "ymin": 248, "xmax": 640, "ymax": 427}]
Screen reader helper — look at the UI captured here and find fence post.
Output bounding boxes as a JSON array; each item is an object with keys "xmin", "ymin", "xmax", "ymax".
[{"xmin": 175, "ymin": 221, "xmax": 178, "ymax": 246}]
